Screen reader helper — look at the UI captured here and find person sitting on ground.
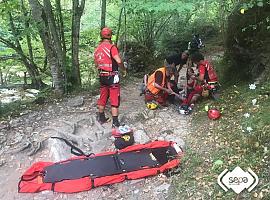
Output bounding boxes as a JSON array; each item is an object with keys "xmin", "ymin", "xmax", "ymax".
[
  {"xmin": 192, "ymin": 51, "xmax": 219, "ymax": 99},
  {"xmin": 185, "ymin": 67, "xmax": 197, "ymax": 95},
  {"xmin": 144, "ymin": 65, "xmax": 176, "ymax": 106},
  {"xmin": 180, "ymin": 52, "xmax": 219, "ymax": 109}
]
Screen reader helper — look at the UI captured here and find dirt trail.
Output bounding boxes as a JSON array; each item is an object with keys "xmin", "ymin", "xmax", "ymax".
[{"xmin": 0, "ymin": 67, "xmax": 190, "ymax": 200}]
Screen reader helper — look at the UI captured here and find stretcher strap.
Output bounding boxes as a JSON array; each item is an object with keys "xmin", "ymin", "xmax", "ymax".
[{"xmin": 50, "ymin": 137, "xmax": 94, "ymax": 157}]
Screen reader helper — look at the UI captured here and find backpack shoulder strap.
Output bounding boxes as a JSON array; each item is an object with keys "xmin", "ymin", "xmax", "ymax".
[{"xmin": 109, "ymin": 45, "xmax": 120, "ymax": 71}]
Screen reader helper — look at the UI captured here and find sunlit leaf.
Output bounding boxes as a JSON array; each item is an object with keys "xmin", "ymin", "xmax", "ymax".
[{"xmin": 240, "ymin": 8, "xmax": 245, "ymax": 14}]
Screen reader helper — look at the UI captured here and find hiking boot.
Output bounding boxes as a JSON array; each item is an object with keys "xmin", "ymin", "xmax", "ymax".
[
  {"xmin": 97, "ymin": 112, "xmax": 110, "ymax": 124},
  {"xmin": 99, "ymin": 117, "xmax": 110, "ymax": 124},
  {"xmin": 112, "ymin": 116, "xmax": 120, "ymax": 128},
  {"xmin": 112, "ymin": 121, "xmax": 120, "ymax": 128}
]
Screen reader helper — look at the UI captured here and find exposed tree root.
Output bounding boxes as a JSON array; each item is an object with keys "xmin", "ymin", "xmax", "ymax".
[
  {"xmin": 27, "ymin": 141, "xmax": 42, "ymax": 156},
  {"xmin": 59, "ymin": 120, "xmax": 77, "ymax": 135},
  {"xmin": 14, "ymin": 115, "xmax": 108, "ymax": 156},
  {"xmin": 9, "ymin": 140, "xmax": 31, "ymax": 154}
]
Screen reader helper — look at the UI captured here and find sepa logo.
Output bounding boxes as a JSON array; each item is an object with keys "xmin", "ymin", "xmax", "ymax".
[{"xmin": 218, "ymin": 166, "xmax": 259, "ymax": 194}]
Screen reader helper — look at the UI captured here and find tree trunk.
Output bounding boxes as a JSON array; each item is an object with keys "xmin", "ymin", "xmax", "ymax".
[
  {"xmin": 21, "ymin": 0, "xmax": 34, "ymax": 63},
  {"xmin": 21, "ymin": 0, "xmax": 43, "ymax": 88},
  {"xmin": 0, "ymin": 68, "xmax": 3, "ymax": 85},
  {"xmin": 55, "ymin": 0, "xmax": 67, "ymax": 55},
  {"xmin": 115, "ymin": 2, "xmax": 124, "ymax": 45},
  {"xmin": 101, "ymin": 0, "xmax": 106, "ymax": 29},
  {"xmin": 55, "ymin": 0, "xmax": 67, "ymax": 90},
  {"xmin": 71, "ymin": 0, "xmax": 85, "ymax": 87},
  {"xmin": 220, "ymin": 0, "xmax": 226, "ymax": 45},
  {"xmin": 28, "ymin": 0, "xmax": 64, "ymax": 93},
  {"xmin": 24, "ymin": 72, "xmax": 27, "ymax": 85},
  {"xmin": 4, "ymin": 3, "xmax": 45, "ymax": 89},
  {"xmin": 123, "ymin": 3, "xmax": 127, "ymax": 53},
  {"xmin": 43, "ymin": 0, "xmax": 64, "ymax": 69}
]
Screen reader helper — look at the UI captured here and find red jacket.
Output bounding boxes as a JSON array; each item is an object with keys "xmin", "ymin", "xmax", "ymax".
[{"xmin": 198, "ymin": 60, "xmax": 218, "ymax": 82}]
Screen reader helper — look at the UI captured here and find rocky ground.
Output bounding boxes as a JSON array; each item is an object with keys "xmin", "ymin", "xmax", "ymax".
[{"xmin": 0, "ymin": 68, "xmax": 190, "ymax": 200}]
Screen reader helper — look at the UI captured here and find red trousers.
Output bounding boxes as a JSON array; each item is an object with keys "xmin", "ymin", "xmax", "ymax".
[
  {"xmin": 182, "ymin": 85, "xmax": 202, "ymax": 105},
  {"xmin": 98, "ymin": 84, "xmax": 120, "ymax": 107},
  {"xmin": 145, "ymin": 90, "xmax": 168, "ymax": 106}
]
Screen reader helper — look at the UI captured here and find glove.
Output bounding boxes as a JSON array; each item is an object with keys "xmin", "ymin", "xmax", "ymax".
[
  {"xmin": 124, "ymin": 61, "xmax": 128, "ymax": 69},
  {"xmin": 122, "ymin": 69, "xmax": 127, "ymax": 77},
  {"xmin": 123, "ymin": 62, "xmax": 128, "ymax": 77}
]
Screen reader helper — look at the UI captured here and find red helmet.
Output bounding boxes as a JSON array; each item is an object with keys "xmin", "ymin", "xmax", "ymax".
[
  {"xmin": 101, "ymin": 27, "xmax": 112, "ymax": 39},
  {"xmin": 208, "ymin": 109, "xmax": 221, "ymax": 120}
]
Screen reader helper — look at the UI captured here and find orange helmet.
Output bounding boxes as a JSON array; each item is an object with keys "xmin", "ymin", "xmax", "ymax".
[
  {"xmin": 101, "ymin": 27, "xmax": 112, "ymax": 39},
  {"xmin": 208, "ymin": 109, "xmax": 221, "ymax": 120}
]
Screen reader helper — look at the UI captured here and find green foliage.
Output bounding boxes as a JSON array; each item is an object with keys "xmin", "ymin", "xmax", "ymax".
[
  {"xmin": 0, "ymin": 101, "xmax": 26, "ymax": 119},
  {"xmin": 0, "ymin": 0, "xmax": 38, "ymax": 41},
  {"xmin": 225, "ymin": 0, "xmax": 270, "ymax": 82},
  {"xmin": 124, "ymin": 0, "xmax": 195, "ymax": 48},
  {"xmin": 126, "ymin": 0, "xmax": 195, "ymax": 13},
  {"xmin": 1, "ymin": 0, "xmax": 267, "ymax": 90},
  {"xmin": 241, "ymin": 0, "xmax": 268, "ymax": 10},
  {"xmin": 0, "ymin": 59, "xmax": 26, "ymax": 85},
  {"xmin": 79, "ymin": 29, "xmax": 100, "ymax": 86},
  {"xmin": 0, "ymin": 0, "xmax": 239, "ymax": 88},
  {"xmin": 171, "ymin": 81, "xmax": 270, "ymax": 199}
]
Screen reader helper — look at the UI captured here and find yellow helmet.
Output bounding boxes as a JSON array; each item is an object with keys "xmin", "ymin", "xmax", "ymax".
[{"xmin": 146, "ymin": 102, "xmax": 158, "ymax": 110}]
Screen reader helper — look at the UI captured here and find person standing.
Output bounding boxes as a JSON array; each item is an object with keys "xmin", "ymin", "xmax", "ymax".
[
  {"xmin": 164, "ymin": 51, "xmax": 189, "ymax": 103},
  {"xmin": 165, "ymin": 51, "xmax": 189, "ymax": 84},
  {"xmin": 187, "ymin": 34, "xmax": 204, "ymax": 68},
  {"xmin": 94, "ymin": 27, "xmax": 127, "ymax": 127},
  {"xmin": 187, "ymin": 34, "xmax": 204, "ymax": 54}
]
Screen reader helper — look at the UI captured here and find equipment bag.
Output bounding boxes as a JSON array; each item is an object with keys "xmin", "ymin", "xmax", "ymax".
[
  {"xmin": 114, "ymin": 133, "xmax": 135, "ymax": 149},
  {"xmin": 18, "ymin": 140, "xmax": 183, "ymax": 193}
]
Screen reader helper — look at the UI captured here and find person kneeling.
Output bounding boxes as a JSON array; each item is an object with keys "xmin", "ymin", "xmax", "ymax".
[{"xmin": 144, "ymin": 65, "xmax": 175, "ymax": 107}]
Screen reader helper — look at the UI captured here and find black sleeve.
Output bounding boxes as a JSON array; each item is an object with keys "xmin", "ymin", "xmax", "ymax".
[
  {"xmin": 110, "ymin": 45, "xmax": 119, "ymax": 71},
  {"xmin": 165, "ymin": 54, "xmax": 178, "ymax": 65},
  {"xmin": 165, "ymin": 55, "xmax": 174, "ymax": 65}
]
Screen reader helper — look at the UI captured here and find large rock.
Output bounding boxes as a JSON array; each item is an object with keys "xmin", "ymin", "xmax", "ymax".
[
  {"xmin": 133, "ymin": 130, "xmax": 150, "ymax": 144},
  {"xmin": 67, "ymin": 96, "xmax": 84, "ymax": 107},
  {"xmin": 153, "ymin": 182, "xmax": 171, "ymax": 195},
  {"xmin": 89, "ymin": 139, "xmax": 112, "ymax": 153},
  {"xmin": 48, "ymin": 137, "xmax": 72, "ymax": 161}
]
